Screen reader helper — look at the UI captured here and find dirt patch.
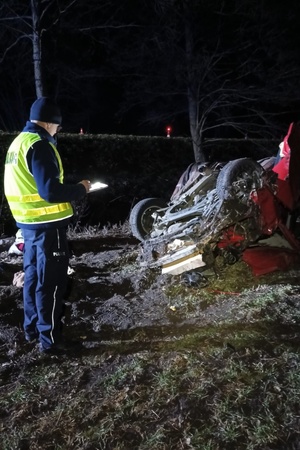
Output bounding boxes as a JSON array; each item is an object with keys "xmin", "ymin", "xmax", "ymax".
[{"xmin": 1, "ymin": 228, "xmax": 300, "ymax": 449}]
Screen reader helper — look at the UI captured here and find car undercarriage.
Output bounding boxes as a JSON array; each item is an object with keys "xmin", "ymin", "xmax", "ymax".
[{"xmin": 130, "ymin": 123, "xmax": 300, "ymax": 276}]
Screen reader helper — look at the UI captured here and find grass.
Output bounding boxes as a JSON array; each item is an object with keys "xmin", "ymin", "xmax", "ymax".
[
  {"xmin": 67, "ymin": 221, "xmax": 132, "ymax": 239},
  {"xmin": 2, "ymin": 223, "xmax": 300, "ymax": 449},
  {"xmin": 2, "ymin": 340, "xmax": 300, "ymax": 449}
]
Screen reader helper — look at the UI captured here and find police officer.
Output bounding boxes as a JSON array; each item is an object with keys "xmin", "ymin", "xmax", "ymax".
[{"xmin": 4, "ymin": 97, "xmax": 91, "ymax": 354}]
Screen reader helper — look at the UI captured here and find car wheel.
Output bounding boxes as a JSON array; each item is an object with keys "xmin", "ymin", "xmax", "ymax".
[
  {"xmin": 216, "ymin": 158, "xmax": 263, "ymax": 200},
  {"xmin": 129, "ymin": 198, "xmax": 167, "ymax": 241}
]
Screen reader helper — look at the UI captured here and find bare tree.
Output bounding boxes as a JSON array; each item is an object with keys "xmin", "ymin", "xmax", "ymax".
[
  {"xmin": 0, "ymin": 0, "xmax": 299, "ymax": 146},
  {"xmin": 114, "ymin": 0, "xmax": 300, "ymax": 162},
  {"xmin": 30, "ymin": 0, "xmax": 44, "ymax": 97},
  {"xmin": 0, "ymin": 0, "xmax": 137, "ymax": 131},
  {"xmin": 0, "ymin": 0, "xmax": 64, "ymax": 127}
]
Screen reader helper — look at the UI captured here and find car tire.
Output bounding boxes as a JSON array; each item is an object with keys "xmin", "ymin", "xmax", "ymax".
[
  {"xmin": 129, "ymin": 198, "xmax": 167, "ymax": 241},
  {"xmin": 216, "ymin": 158, "xmax": 263, "ymax": 200}
]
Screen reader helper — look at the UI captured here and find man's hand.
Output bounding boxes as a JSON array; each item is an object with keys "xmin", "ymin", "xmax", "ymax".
[{"xmin": 79, "ymin": 180, "xmax": 91, "ymax": 193}]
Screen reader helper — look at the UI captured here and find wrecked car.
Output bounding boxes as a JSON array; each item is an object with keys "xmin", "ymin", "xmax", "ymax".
[{"xmin": 129, "ymin": 123, "xmax": 300, "ymax": 276}]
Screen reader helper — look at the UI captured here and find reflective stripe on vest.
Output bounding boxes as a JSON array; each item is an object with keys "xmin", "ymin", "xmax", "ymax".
[{"xmin": 9, "ymin": 202, "xmax": 71, "ymax": 217}]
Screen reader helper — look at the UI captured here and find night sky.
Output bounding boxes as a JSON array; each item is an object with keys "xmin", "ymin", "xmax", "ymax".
[{"xmin": 0, "ymin": 0, "xmax": 300, "ymax": 140}]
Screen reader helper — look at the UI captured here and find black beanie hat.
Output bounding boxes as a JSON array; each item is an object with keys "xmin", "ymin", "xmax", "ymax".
[{"xmin": 29, "ymin": 97, "xmax": 62, "ymax": 124}]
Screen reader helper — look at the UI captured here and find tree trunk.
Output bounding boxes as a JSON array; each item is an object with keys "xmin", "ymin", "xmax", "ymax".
[
  {"xmin": 183, "ymin": 2, "xmax": 205, "ymax": 163},
  {"xmin": 31, "ymin": 0, "xmax": 44, "ymax": 97},
  {"xmin": 187, "ymin": 88, "xmax": 206, "ymax": 163}
]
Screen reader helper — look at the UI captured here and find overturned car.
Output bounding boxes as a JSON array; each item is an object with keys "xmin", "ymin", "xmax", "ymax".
[{"xmin": 129, "ymin": 123, "xmax": 300, "ymax": 276}]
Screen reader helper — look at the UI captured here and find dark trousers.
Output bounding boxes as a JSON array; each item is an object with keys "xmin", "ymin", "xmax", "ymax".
[{"xmin": 22, "ymin": 227, "xmax": 69, "ymax": 349}]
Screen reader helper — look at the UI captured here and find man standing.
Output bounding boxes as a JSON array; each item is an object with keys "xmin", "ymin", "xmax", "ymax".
[{"xmin": 4, "ymin": 97, "xmax": 91, "ymax": 354}]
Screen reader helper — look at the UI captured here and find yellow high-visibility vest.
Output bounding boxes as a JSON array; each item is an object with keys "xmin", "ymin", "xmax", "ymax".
[{"xmin": 4, "ymin": 132, "xmax": 73, "ymax": 225}]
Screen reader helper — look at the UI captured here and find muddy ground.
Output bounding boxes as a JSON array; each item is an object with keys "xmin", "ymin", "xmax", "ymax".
[
  {"xmin": 1, "ymin": 226, "xmax": 300, "ymax": 449},
  {"xmin": 0, "ymin": 230, "xmax": 192, "ymax": 347},
  {"xmin": 0, "ymin": 227, "xmax": 288, "ymax": 352}
]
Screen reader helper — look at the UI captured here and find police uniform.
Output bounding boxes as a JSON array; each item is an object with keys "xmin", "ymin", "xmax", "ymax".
[{"xmin": 4, "ymin": 97, "xmax": 87, "ymax": 353}]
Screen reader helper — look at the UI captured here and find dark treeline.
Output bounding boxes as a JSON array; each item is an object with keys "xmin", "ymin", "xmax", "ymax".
[{"xmin": 0, "ymin": 1, "xmax": 300, "ymax": 161}]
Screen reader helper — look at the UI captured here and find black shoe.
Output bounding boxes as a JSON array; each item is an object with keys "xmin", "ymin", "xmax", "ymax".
[
  {"xmin": 39, "ymin": 339, "xmax": 82, "ymax": 356},
  {"xmin": 39, "ymin": 344, "xmax": 66, "ymax": 356},
  {"xmin": 25, "ymin": 333, "xmax": 39, "ymax": 343}
]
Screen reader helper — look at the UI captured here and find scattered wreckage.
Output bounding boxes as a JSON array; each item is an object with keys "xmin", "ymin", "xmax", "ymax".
[{"xmin": 130, "ymin": 123, "xmax": 300, "ymax": 276}]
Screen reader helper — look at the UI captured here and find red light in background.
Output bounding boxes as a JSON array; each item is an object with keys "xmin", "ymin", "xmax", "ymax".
[{"xmin": 166, "ymin": 126, "xmax": 172, "ymax": 137}]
